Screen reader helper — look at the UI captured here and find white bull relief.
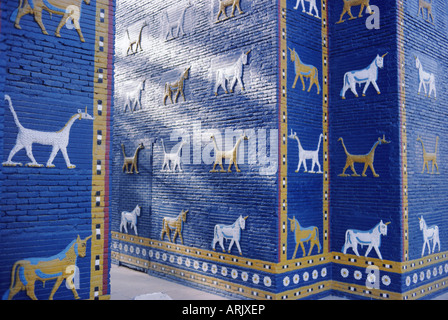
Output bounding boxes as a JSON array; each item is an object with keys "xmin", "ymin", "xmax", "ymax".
[
  {"xmin": 213, "ymin": 50, "xmax": 251, "ymax": 96},
  {"xmin": 120, "ymin": 205, "xmax": 141, "ymax": 235},
  {"xmin": 415, "ymin": 56, "xmax": 436, "ymax": 99},
  {"xmin": 340, "ymin": 53, "xmax": 387, "ymax": 99},
  {"xmin": 342, "ymin": 220, "xmax": 390, "ymax": 260},
  {"xmin": 212, "ymin": 215, "xmax": 248, "ymax": 255},
  {"xmin": 419, "ymin": 216, "xmax": 440, "ymax": 257}
]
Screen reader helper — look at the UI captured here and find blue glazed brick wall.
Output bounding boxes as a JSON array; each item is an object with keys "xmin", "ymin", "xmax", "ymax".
[
  {"xmin": 0, "ymin": 0, "xmax": 114, "ymax": 300},
  {"xmin": 400, "ymin": 0, "xmax": 448, "ymax": 297},
  {"xmin": 112, "ymin": 0, "xmax": 281, "ymax": 298}
]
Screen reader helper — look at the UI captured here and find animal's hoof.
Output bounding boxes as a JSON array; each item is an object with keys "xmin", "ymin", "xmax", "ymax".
[
  {"xmin": 377, "ymin": 91, "xmax": 381, "ymax": 95},
  {"xmin": 68, "ymin": 165, "xmax": 76, "ymax": 169},
  {"xmin": 55, "ymin": 32, "xmax": 61, "ymax": 38},
  {"xmin": 220, "ymin": 170, "xmax": 226, "ymax": 173},
  {"xmin": 336, "ymin": 20, "xmax": 344, "ymax": 24},
  {"xmin": 214, "ymin": 92, "xmax": 218, "ymax": 96},
  {"xmin": 46, "ymin": 164, "xmax": 55, "ymax": 168},
  {"xmin": 341, "ymin": 97, "xmax": 345, "ymax": 99},
  {"xmin": 355, "ymin": 95, "xmax": 359, "ymax": 98},
  {"xmin": 351, "ymin": 174, "xmax": 360, "ymax": 177},
  {"xmin": 362, "ymin": 94, "xmax": 366, "ymax": 97},
  {"xmin": 14, "ymin": 24, "xmax": 22, "ymax": 30}
]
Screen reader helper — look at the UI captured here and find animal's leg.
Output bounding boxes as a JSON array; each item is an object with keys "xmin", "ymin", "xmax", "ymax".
[
  {"xmin": 229, "ymin": 76, "xmax": 237, "ymax": 93},
  {"xmin": 347, "ymin": 8, "xmax": 356, "ymax": 20},
  {"xmin": 4, "ymin": 144, "xmax": 24, "ymax": 166},
  {"xmin": 178, "ymin": 231, "xmax": 184, "ymax": 245},
  {"xmin": 180, "ymin": 88, "xmax": 186, "ymax": 101},
  {"xmin": 421, "ymin": 241, "xmax": 427, "ymax": 257},
  {"xmin": 122, "ymin": 222, "xmax": 128, "ymax": 234},
  {"xmin": 434, "ymin": 161, "xmax": 439, "ymax": 174},
  {"xmin": 368, "ymin": 163, "xmax": 379, "ymax": 177},
  {"xmin": 372, "ymin": 80, "xmax": 381, "ymax": 95},
  {"xmin": 358, "ymin": 5, "xmax": 365, "ymax": 18},
  {"xmin": 49, "ymin": 276, "xmax": 64, "ymax": 300},
  {"xmin": 235, "ymin": 241, "xmax": 243, "ymax": 256},
  {"xmin": 303, "ymin": 158, "xmax": 308, "ymax": 172},
  {"xmin": 55, "ymin": 13, "xmax": 69, "ymax": 38},
  {"xmin": 336, "ymin": 9, "xmax": 347, "ymax": 23},
  {"xmin": 219, "ymin": 161, "xmax": 226, "ymax": 173},
  {"xmin": 300, "ymin": 75, "xmax": 306, "ymax": 91},
  {"xmin": 33, "ymin": 8, "xmax": 49, "ymax": 35},
  {"xmin": 292, "ymin": 243, "xmax": 299, "ymax": 259},
  {"xmin": 210, "ymin": 162, "xmax": 218, "ymax": 172},
  {"xmin": 341, "ymin": 86, "xmax": 347, "ymax": 99},
  {"xmin": 350, "ymin": 83, "xmax": 359, "ymax": 98},
  {"xmin": 338, "ymin": 163, "xmax": 350, "ymax": 177},
  {"xmin": 230, "ymin": 4, "xmax": 236, "ymax": 17},
  {"xmin": 219, "ymin": 238, "xmax": 225, "ymax": 252},
  {"xmin": 227, "ymin": 159, "xmax": 233, "ymax": 172},
  {"xmin": 365, "ymin": 244, "xmax": 373, "ymax": 258},
  {"xmin": 300, "ymin": 242, "xmax": 307, "ymax": 257},
  {"xmin": 352, "ymin": 244, "xmax": 360, "ymax": 256},
  {"xmin": 228, "ymin": 239, "xmax": 235, "ymax": 253},
  {"xmin": 233, "ymin": 160, "xmax": 242, "ymax": 173},
  {"xmin": 417, "ymin": 81, "xmax": 423, "ymax": 95},
  {"xmin": 308, "ymin": 242, "xmax": 315, "ymax": 256},
  {"xmin": 25, "ymin": 281, "xmax": 39, "ymax": 300},
  {"xmin": 133, "ymin": 223, "xmax": 138, "ymax": 236},
  {"xmin": 46, "ymin": 146, "xmax": 60, "ymax": 168},
  {"xmin": 61, "ymin": 148, "xmax": 75, "ymax": 169},
  {"xmin": 350, "ymin": 163, "xmax": 360, "ymax": 177},
  {"xmin": 24, "ymin": 145, "xmax": 43, "ymax": 167},
  {"xmin": 362, "ymin": 81, "xmax": 371, "ymax": 96},
  {"xmin": 296, "ymin": 159, "xmax": 303, "ymax": 173},
  {"xmin": 312, "ymin": 3, "xmax": 320, "ymax": 18},
  {"xmin": 14, "ymin": 4, "xmax": 33, "ymax": 30},
  {"xmin": 374, "ymin": 245, "xmax": 383, "ymax": 259},
  {"xmin": 292, "ymin": 74, "xmax": 299, "ymax": 89},
  {"xmin": 235, "ymin": 2, "xmax": 244, "ymax": 14}
]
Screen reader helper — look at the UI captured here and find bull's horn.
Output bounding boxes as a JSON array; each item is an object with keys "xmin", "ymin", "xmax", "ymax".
[
  {"xmin": 184, "ymin": 209, "xmax": 189, "ymax": 213},
  {"xmin": 385, "ymin": 222, "xmax": 391, "ymax": 225},
  {"xmin": 418, "ymin": 217, "xmax": 421, "ymax": 221},
  {"xmin": 245, "ymin": 49, "xmax": 251, "ymax": 55},
  {"xmin": 85, "ymin": 235, "xmax": 92, "ymax": 241},
  {"xmin": 382, "ymin": 52, "xmax": 388, "ymax": 58},
  {"xmin": 243, "ymin": 216, "xmax": 248, "ymax": 220},
  {"xmin": 85, "ymin": 106, "xmax": 87, "ymax": 113}
]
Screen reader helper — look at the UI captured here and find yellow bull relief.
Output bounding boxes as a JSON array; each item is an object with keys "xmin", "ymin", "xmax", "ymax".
[
  {"xmin": 3, "ymin": 235, "xmax": 91, "ymax": 300},
  {"xmin": 10, "ymin": 0, "xmax": 90, "ymax": 42}
]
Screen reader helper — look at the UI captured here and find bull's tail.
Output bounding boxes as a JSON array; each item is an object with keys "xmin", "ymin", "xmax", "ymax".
[
  {"xmin": 340, "ymin": 73, "xmax": 349, "ymax": 97},
  {"xmin": 314, "ymin": 227, "xmax": 322, "ymax": 252},
  {"xmin": 314, "ymin": 67, "xmax": 321, "ymax": 92},
  {"xmin": 341, "ymin": 230, "xmax": 350, "ymax": 253},
  {"xmin": 3, "ymin": 261, "xmax": 21, "ymax": 300},
  {"xmin": 10, "ymin": 0, "xmax": 24, "ymax": 23}
]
